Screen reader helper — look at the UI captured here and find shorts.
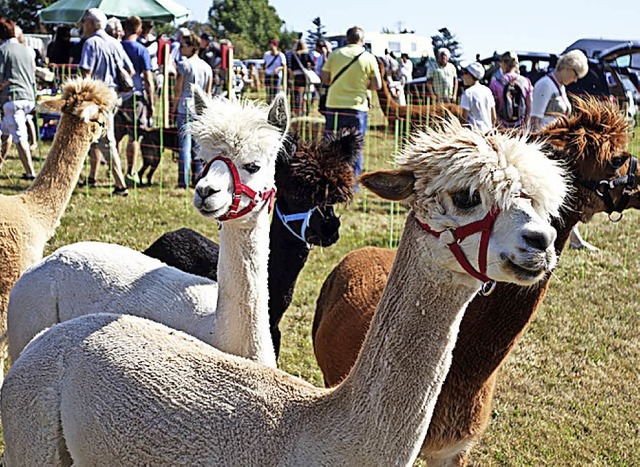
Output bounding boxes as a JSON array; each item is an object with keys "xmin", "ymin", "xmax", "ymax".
[
  {"xmin": 2, "ymin": 100, "xmax": 35, "ymax": 143},
  {"xmin": 115, "ymin": 94, "xmax": 149, "ymax": 142}
]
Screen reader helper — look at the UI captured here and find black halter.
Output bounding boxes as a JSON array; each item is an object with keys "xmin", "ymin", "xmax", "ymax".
[{"xmin": 580, "ymin": 155, "xmax": 637, "ymax": 222}]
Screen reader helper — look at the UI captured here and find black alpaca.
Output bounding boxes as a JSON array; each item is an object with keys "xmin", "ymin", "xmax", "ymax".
[{"xmin": 144, "ymin": 129, "xmax": 362, "ymax": 358}]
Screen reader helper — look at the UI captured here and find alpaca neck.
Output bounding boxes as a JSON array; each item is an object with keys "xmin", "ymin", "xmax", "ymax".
[
  {"xmin": 267, "ymin": 209, "xmax": 310, "ymax": 332},
  {"xmin": 23, "ymin": 115, "xmax": 93, "ymax": 233},
  {"xmin": 215, "ymin": 207, "xmax": 276, "ymax": 367},
  {"xmin": 328, "ymin": 216, "xmax": 478, "ymax": 464}
]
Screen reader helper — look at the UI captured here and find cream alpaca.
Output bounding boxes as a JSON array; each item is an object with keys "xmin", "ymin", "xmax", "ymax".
[
  {"xmin": 1, "ymin": 121, "xmax": 567, "ymax": 465},
  {"xmin": 312, "ymin": 97, "xmax": 639, "ymax": 464},
  {"xmin": 0, "ymin": 78, "xmax": 115, "ymax": 381},
  {"xmin": 7, "ymin": 89, "xmax": 289, "ymax": 368}
]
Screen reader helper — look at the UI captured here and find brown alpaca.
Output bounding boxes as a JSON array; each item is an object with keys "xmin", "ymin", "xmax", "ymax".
[
  {"xmin": 0, "ymin": 78, "xmax": 115, "ymax": 378},
  {"xmin": 313, "ymin": 96, "xmax": 639, "ymax": 465},
  {"xmin": 375, "ymin": 58, "xmax": 462, "ymax": 125}
]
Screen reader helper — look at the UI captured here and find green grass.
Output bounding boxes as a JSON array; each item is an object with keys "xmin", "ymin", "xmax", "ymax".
[{"xmin": 0, "ymin": 120, "xmax": 639, "ymax": 465}]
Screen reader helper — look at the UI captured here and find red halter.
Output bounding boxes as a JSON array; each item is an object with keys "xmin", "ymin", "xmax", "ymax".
[
  {"xmin": 199, "ymin": 156, "xmax": 277, "ymax": 221},
  {"xmin": 415, "ymin": 205, "xmax": 501, "ymax": 295}
]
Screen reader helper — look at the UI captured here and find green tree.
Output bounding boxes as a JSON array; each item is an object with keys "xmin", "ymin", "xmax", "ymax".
[
  {"xmin": 431, "ymin": 27, "xmax": 462, "ymax": 67},
  {"xmin": 305, "ymin": 17, "xmax": 326, "ymax": 50},
  {"xmin": 0, "ymin": 0, "xmax": 55, "ymax": 32},
  {"xmin": 208, "ymin": 0, "xmax": 296, "ymax": 58}
]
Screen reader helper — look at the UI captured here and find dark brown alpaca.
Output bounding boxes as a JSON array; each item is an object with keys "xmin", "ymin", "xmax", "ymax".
[
  {"xmin": 137, "ymin": 127, "xmax": 180, "ymax": 185},
  {"xmin": 375, "ymin": 58, "xmax": 463, "ymax": 126},
  {"xmin": 312, "ymin": 97, "xmax": 639, "ymax": 465}
]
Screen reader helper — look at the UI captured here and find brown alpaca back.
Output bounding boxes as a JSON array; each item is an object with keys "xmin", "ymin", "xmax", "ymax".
[
  {"xmin": 313, "ymin": 247, "xmax": 395, "ymax": 386},
  {"xmin": 374, "ymin": 59, "xmax": 463, "ymax": 125}
]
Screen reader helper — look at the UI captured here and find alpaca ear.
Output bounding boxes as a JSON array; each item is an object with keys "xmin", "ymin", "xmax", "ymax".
[
  {"xmin": 333, "ymin": 128, "xmax": 364, "ymax": 166},
  {"xmin": 192, "ymin": 85, "xmax": 209, "ymax": 117},
  {"xmin": 360, "ymin": 169, "xmax": 416, "ymax": 201},
  {"xmin": 268, "ymin": 92, "xmax": 290, "ymax": 136}
]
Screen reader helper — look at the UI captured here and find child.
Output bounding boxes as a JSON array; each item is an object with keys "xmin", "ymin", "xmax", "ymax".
[{"xmin": 460, "ymin": 62, "xmax": 495, "ymax": 134}]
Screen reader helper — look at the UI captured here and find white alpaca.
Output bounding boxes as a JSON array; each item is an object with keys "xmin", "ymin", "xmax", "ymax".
[
  {"xmin": 7, "ymin": 89, "xmax": 289, "ymax": 368},
  {"xmin": 1, "ymin": 121, "xmax": 568, "ymax": 465}
]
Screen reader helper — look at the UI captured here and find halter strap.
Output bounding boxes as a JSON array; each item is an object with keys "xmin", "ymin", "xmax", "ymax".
[
  {"xmin": 580, "ymin": 155, "xmax": 637, "ymax": 222},
  {"xmin": 275, "ymin": 202, "xmax": 316, "ymax": 246},
  {"xmin": 415, "ymin": 205, "xmax": 501, "ymax": 295},
  {"xmin": 199, "ymin": 156, "xmax": 277, "ymax": 222}
]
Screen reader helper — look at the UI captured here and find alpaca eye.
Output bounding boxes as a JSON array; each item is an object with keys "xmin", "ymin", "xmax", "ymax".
[
  {"xmin": 243, "ymin": 163, "xmax": 260, "ymax": 174},
  {"xmin": 609, "ymin": 156, "xmax": 627, "ymax": 169},
  {"xmin": 452, "ymin": 190, "xmax": 481, "ymax": 210}
]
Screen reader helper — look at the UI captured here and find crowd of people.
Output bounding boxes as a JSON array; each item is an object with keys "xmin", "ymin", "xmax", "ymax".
[{"xmin": 0, "ymin": 15, "xmax": 609, "ymax": 247}]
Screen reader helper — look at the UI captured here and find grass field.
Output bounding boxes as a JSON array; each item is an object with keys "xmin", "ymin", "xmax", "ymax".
[{"xmin": 0, "ymin": 107, "xmax": 638, "ymax": 465}]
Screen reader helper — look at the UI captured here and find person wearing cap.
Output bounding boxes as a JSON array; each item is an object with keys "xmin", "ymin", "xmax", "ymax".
[
  {"xmin": 199, "ymin": 33, "xmax": 220, "ymax": 70},
  {"xmin": 489, "ymin": 51, "xmax": 533, "ymax": 128},
  {"xmin": 262, "ymin": 39, "xmax": 285, "ymax": 103},
  {"xmin": 426, "ymin": 47, "xmax": 458, "ymax": 103},
  {"xmin": 530, "ymin": 49, "xmax": 594, "ymax": 251},
  {"xmin": 78, "ymin": 7, "xmax": 133, "ymax": 196},
  {"xmin": 460, "ymin": 62, "xmax": 495, "ymax": 134}
]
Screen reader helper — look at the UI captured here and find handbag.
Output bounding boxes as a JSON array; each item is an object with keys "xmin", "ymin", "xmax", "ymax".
[
  {"xmin": 319, "ymin": 51, "xmax": 365, "ymax": 114},
  {"xmin": 292, "ymin": 52, "xmax": 321, "ymax": 85}
]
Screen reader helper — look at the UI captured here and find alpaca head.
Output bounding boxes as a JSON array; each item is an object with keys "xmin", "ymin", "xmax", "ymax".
[
  {"xmin": 537, "ymin": 96, "xmax": 639, "ymax": 221},
  {"xmin": 42, "ymin": 78, "xmax": 117, "ymax": 141},
  {"xmin": 361, "ymin": 120, "xmax": 568, "ymax": 288},
  {"xmin": 191, "ymin": 89, "xmax": 289, "ymax": 222},
  {"xmin": 274, "ymin": 128, "xmax": 362, "ymax": 247}
]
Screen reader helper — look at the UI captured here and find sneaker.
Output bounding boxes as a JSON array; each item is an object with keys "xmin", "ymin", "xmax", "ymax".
[
  {"xmin": 125, "ymin": 173, "xmax": 140, "ymax": 187},
  {"xmin": 112, "ymin": 186, "xmax": 129, "ymax": 197},
  {"xmin": 21, "ymin": 173, "xmax": 36, "ymax": 181},
  {"xmin": 78, "ymin": 177, "xmax": 97, "ymax": 188}
]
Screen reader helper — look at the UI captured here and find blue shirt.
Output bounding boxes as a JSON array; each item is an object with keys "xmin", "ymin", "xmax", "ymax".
[
  {"xmin": 122, "ymin": 40, "xmax": 152, "ymax": 94},
  {"xmin": 79, "ymin": 30, "xmax": 134, "ymax": 90}
]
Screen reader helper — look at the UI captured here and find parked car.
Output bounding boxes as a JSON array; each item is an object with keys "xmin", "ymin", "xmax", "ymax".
[{"xmin": 476, "ymin": 44, "xmax": 640, "ymax": 124}]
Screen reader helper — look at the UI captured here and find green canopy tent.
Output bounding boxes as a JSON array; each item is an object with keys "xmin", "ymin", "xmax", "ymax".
[{"xmin": 39, "ymin": 0, "xmax": 191, "ymax": 24}]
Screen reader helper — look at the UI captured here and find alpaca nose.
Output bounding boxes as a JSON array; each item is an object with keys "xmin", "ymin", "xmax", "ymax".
[
  {"xmin": 522, "ymin": 226, "xmax": 556, "ymax": 251},
  {"xmin": 196, "ymin": 185, "xmax": 219, "ymax": 200}
]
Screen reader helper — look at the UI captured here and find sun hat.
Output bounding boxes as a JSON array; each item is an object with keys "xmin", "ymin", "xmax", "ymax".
[{"xmin": 465, "ymin": 62, "xmax": 485, "ymax": 80}]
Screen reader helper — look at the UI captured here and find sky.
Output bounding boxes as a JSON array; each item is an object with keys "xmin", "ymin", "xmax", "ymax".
[{"xmin": 188, "ymin": 0, "xmax": 639, "ymax": 63}]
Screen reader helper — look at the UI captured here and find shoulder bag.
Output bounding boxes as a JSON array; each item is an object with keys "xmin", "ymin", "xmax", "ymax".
[
  {"xmin": 319, "ymin": 51, "xmax": 365, "ymax": 113},
  {"xmin": 292, "ymin": 52, "xmax": 321, "ymax": 84}
]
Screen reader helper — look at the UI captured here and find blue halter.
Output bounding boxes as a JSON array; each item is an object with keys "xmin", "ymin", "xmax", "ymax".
[{"xmin": 275, "ymin": 202, "xmax": 317, "ymax": 246}]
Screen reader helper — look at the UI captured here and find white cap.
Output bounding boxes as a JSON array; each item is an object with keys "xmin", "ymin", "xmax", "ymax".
[{"xmin": 465, "ymin": 62, "xmax": 485, "ymax": 80}]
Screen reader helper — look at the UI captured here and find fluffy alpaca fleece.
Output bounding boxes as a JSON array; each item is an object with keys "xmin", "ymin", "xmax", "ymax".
[
  {"xmin": 0, "ymin": 78, "xmax": 115, "ymax": 381},
  {"xmin": 312, "ymin": 96, "xmax": 639, "ymax": 464},
  {"xmin": 7, "ymin": 91, "xmax": 289, "ymax": 368},
  {"xmin": 1, "ymin": 121, "xmax": 567, "ymax": 465}
]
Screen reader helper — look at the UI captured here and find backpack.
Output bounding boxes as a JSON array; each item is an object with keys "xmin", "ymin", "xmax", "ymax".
[{"xmin": 499, "ymin": 75, "xmax": 527, "ymax": 123}]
